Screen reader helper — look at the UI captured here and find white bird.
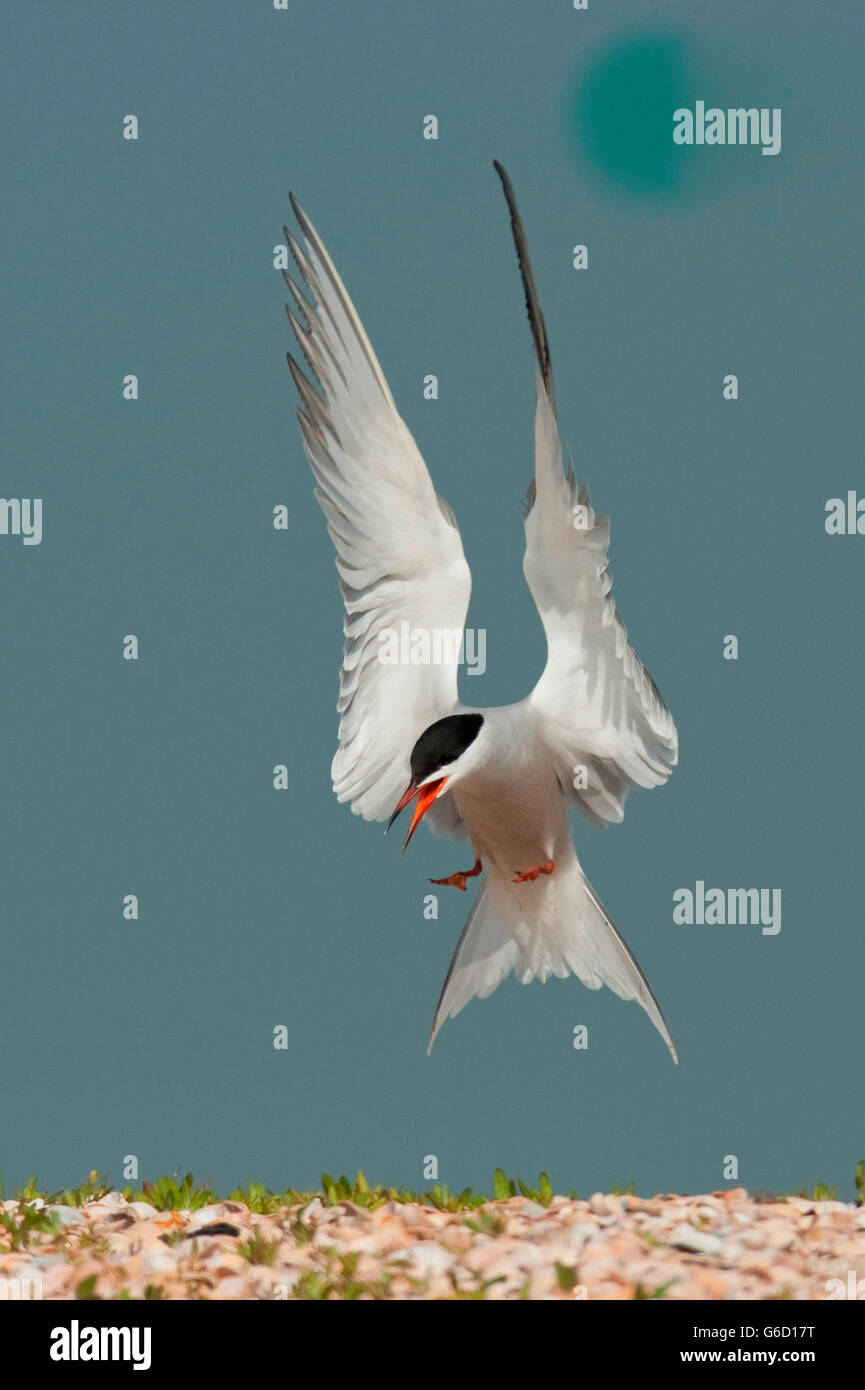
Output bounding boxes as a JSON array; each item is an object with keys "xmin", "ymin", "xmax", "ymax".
[{"xmin": 283, "ymin": 162, "xmax": 679, "ymax": 1062}]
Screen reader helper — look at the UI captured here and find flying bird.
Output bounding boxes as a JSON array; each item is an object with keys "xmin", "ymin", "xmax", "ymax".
[{"xmin": 283, "ymin": 163, "xmax": 679, "ymax": 1061}]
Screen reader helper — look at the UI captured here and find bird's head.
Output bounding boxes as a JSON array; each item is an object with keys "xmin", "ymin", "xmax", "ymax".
[{"xmin": 386, "ymin": 713, "xmax": 485, "ymax": 851}]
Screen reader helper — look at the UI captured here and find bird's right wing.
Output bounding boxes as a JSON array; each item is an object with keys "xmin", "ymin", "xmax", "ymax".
[
  {"xmin": 285, "ymin": 194, "xmax": 472, "ymax": 822},
  {"xmin": 494, "ymin": 161, "xmax": 677, "ymax": 827},
  {"xmin": 523, "ymin": 375, "xmax": 677, "ymax": 825}
]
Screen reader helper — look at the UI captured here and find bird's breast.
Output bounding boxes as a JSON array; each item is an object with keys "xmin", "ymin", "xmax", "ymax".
[{"xmin": 451, "ymin": 762, "xmax": 569, "ymax": 880}]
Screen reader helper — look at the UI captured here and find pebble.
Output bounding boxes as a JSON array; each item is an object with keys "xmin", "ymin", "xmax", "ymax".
[
  {"xmin": 45, "ymin": 1206, "xmax": 88, "ymax": 1228},
  {"xmin": 669, "ymin": 1224, "xmax": 723, "ymax": 1255},
  {"xmin": 190, "ymin": 1204, "xmax": 235, "ymax": 1225},
  {"xmin": 588, "ymin": 1193, "xmax": 618, "ymax": 1217},
  {"xmin": 718, "ymin": 1240, "xmax": 746, "ymax": 1265},
  {"xmin": 518, "ymin": 1200, "xmax": 548, "ymax": 1218},
  {"xmin": 396, "ymin": 1243, "xmax": 453, "ymax": 1276},
  {"xmin": 127, "ymin": 1202, "xmax": 159, "ymax": 1220},
  {"xmin": 92, "ymin": 1190, "xmax": 127, "ymax": 1208}
]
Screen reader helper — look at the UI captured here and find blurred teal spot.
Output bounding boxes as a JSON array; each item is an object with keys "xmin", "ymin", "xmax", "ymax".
[
  {"xmin": 573, "ymin": 33, "xmax": 688, "ymax": 197},
  {"xmin": 561, "ymin": 27, "xmax": 767, "ymax": 209}
]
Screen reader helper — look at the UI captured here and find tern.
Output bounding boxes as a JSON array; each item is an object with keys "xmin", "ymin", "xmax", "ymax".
[{"xmin": 283, "ymin": 163, "xmax": 679, "ymax": 1061}]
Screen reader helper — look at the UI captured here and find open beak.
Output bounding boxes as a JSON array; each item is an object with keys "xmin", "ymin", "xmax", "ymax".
[{"xmin": 386, "ymin": 777, "xmax": 448, "ymax": 852}]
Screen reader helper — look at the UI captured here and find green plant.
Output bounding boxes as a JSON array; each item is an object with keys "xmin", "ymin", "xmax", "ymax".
[
  {"xmin": 555, "ymin": 1262, "xmax": 580, "ymax": 1292},
  {"xmin": 634, "ymin": 1280, "xmax": 676, "ymax": 1300},
  {"xmin": 0, "ymin": 1202, "xmax": 61, "ymax": 1251},
  {"xmin": 446, "ymin": 1271, "xmax": 507, "ymax": 1300},
  {"xmin": 797, "ymin": 1182, "xmax": 839, "ymax": 1202},
  {"xmin": 47, "ymin": 1170, "xmax": 112, "ymax": 1207},
  {"xmin": 78, "ymin": 1229, "xmax": 110, "ymax": 1256},
  {"xmin": 126, "ymin": 1172, "xmax": 217, "ymax": 1212},
  {"xmin": 464, "ymin": 1209, "xmax": 507, "ymax": 1236},
  {"xmin": 491, "ymin": 1169, "xmax": 558, "ymax": 1207},
  {"xmin": 295, "ymin": 1251, "xmax": 395, "ymax": 1300},
  {"xmin": 238, "ymin": 1226, "xmax": 279, "ymax": 1267}
]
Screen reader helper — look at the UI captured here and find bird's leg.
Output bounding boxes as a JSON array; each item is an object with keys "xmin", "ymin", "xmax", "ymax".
[
  {"xmin": 512, "ymin": 859, "xmax": 555, "ymax": 884},
  {"xmin": 430, "ymin": 857, "xmax": 483, "ymax": 892}
]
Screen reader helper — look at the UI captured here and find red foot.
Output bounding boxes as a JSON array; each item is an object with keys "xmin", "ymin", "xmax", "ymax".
[
  {"xmin": 512, "ymin": 859, "xmax": 555, "ymax": 884},
  {"xmin": 430, "ymin": 857, "xmax": 482, "ymax": 892}
]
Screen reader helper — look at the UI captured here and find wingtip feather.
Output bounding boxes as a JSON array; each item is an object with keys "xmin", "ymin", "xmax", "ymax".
[{"xmin": 494, "ymin": 161, "xmax": 555, "ymax": 407}]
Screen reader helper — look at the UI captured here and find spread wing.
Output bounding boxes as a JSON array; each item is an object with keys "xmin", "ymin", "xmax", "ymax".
[
  {"xmin": 494, "ymin": 162, "xmax": 677, "ymax": 826},
  {"xmin": 284, "ymin": 193, "xmax": 472, "ymax": 822}
]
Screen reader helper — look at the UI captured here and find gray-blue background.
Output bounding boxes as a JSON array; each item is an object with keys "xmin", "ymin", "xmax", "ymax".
[{"xmin": 2, "ymin": 1, "xmax": 863, "ymax": 1199}]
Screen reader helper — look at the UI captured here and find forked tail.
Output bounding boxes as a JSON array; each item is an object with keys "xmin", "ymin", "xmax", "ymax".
[{"xmin": 428, "ymin": 858, "xmax": 677, "ymax": 1062}]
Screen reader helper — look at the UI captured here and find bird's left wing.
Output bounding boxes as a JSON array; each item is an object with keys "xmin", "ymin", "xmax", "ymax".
[
  {"xmin": 284, "ymin": 194, "xmax": 472, "ymax": 822},
  {"xmin": 494, "ymin": 162, "xmax": 677, "ymax": 827}
]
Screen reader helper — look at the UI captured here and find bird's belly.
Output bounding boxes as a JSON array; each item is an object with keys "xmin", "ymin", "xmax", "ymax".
[{"xmin": 452, "ymin": 774, "xmax": 567, "ymax": 878}]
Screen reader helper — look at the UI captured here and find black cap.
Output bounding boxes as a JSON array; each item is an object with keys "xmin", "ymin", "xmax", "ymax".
[{"xmin": 410, "ymin": 713, "xmax": 484, "ymax": 782}]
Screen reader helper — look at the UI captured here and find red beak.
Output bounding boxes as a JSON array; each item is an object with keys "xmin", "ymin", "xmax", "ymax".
[{"xmin": 386, "ymin": 777, "xmax": 448, "ymax": 852}]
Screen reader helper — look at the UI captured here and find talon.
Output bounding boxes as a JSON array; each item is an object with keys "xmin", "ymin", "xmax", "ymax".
[
  {"xmin": 430, "ymin": 857, "xmax": 482, "ymax": 892},
  {"xmin": 512, "ymin": 859, "xmax": 554, "ymax": 884}
]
